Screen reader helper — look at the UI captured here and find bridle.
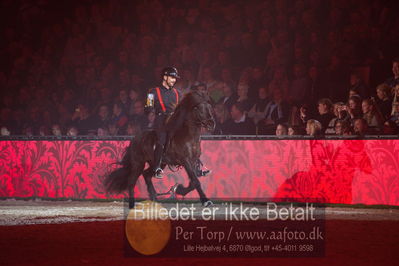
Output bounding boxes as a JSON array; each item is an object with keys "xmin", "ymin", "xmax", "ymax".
[{"xmin": 192, "ymin": 101, "xmax": 215, "ymax": 129}]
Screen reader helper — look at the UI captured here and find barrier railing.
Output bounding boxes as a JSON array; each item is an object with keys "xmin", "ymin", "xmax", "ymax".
[
  {"xmin": 1, "ymin": 135, "xmax": 399, "ymax": 141},
  {"xmin": 1, "ymin": 136, "xmax": 399, "ymax": 205}
]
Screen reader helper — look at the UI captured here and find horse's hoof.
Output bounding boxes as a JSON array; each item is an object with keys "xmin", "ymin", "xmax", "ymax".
[
  {"xmin": 198, "ymin": 169, "xmax": 212, "ymax": 178},
  {"xmin": 202, "ymin": 200, "xmax": 214, "ymax": 207}
]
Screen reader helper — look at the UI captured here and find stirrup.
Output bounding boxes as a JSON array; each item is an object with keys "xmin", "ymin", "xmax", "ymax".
[{"xmin": 154, "ymin": 168, "xmax": 163, "ymax": 179}]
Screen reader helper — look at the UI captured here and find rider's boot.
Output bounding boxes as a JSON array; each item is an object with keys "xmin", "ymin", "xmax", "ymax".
[
  {"xmin": 155, "ymin": 133, "xmax": 171, "ymax": 178},
  {"xmin": 154, "ymin": 144, "xmax": 164, "ymax": 179}
]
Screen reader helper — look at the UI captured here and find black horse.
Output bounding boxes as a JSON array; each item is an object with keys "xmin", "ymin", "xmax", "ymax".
[{"xmin": 104, "ymin": 90, "xmax": 215, "ymax": 208}]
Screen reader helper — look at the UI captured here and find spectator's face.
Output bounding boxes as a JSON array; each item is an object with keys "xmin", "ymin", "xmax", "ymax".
[
  {"xmin": 392, "ymin": 62, "xmax": 399, "ymax": 77},
  {"xmin": 333, "ymin": 104, "xmax": 342, "ymax": 117},
  {"xmin": 349, "ymin": 99, "xmax": 357, "ymax": 110},
  {"xmin": 222, "ymin": 83, "xmax": 232, "ymax": 95},
  {"xmin": 68, "ymin": 127, "xmax": 78, "ymax": 137},
  {"xmin": 335, "ymin": 122, "xmax": 343, "ymax": 135},
  {"xmin": 119, "ymin": 90, "xmax": 128, "ymax": 102},
  {"xmin": 133, "ymin": 102, "xmax": 144, "ymax": 115},
  {"xmin": 97, "ymin": 128, "xmax": 109, "ymax": 136},
  {"xmin": 1, "ymin": 126, "xmax": 10, "ymax": 136},
  {"xmin": 349, "ymin": 90, "xmax": 358, "ymax": 97},
  {"xmin": 99, "ymin": 106, "xmax": 109, "ymax": 119},
  {"xmin": 288, "ymin": 127, "xmax": 295, "ymax": 136},
  {"xmin": 230, "ymin": 105, "xmax": 242, "ymax": 120},
  {"xmin": 275, "ymin": 125, "xmax": 287, "ymax": 136},
  {"xmin": 394, "ymin": 85, "xmax": 399, "ymax": 97},
  {"xmin": 114, "ymin": 103, "xmax": 124, "ymax": 115},
  {"xmin": 52, "ymin": 125, "xmax": 62, "ymax": 136},
  {"xmin": 318, "ymin": 103, "xmax": 328, "ymax": 114},
  {"xmin": 306, "ymin": 122, "xmax": 312, "ymax": 135},
  {"xmin": 77, "ymin": 104, "xmax": 89, "ymax": 117},
  {"xmin": 362, "ymin": 101, "xmax": 371, "ymax": 114},
  {"xmin": 237, "ymin": 84, "xmax": 248, "ymax": 97},
  {"xmin": 25, "ymin": 127, "xmax": 33, "ymax": 136},
  {"xmin": 376, "ymin": 88, "xmax": 385, "ymax": 100},
  {"xmin": 354, "ymin": 120, "xmax": 366, "ymax": 134},
  {"xmin": 109, "ymin": 125, "xmax": 118, "ymax": 135},
  {"xmin": 127, "ymin": 124, "xmax": 137, "ymax": 135},
  {"xmin": 129, "ymin": 90, "xmax": 138, "ymax": 100}
]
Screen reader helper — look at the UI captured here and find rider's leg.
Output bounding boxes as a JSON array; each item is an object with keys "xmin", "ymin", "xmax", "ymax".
[{"xmin": 154, "ymin": 131, "xmax": 167, "ymax": 178}]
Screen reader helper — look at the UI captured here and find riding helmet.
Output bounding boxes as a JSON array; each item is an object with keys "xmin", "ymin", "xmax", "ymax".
[{"xmin": 162, "ymin": 67, "xmax": 180, "ymax": 79}]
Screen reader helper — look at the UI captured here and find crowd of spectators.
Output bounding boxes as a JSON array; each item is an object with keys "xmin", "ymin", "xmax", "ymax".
[{"xmin": 1, "ymin": 0, "xmax": 399, "ymax": 137}]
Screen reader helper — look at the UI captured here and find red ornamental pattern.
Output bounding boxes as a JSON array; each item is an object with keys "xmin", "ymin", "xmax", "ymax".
[{"xmin": 0, "ymin": 139, "xmax": 398, "ymax": 206}]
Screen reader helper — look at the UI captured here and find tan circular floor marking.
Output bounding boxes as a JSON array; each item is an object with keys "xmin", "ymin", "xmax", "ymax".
[{"xmin": 125, "ymin": 201, "xmax": 171, "ymax": 255}]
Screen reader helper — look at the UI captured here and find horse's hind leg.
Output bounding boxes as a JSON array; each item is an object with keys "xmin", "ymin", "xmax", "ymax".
[
  {"xmin": 143, "ymin": 168, "xmax": 158, "ymax": 201},
  {"xmin": 128, "ymin": 162, "xmax": 145, "ymax": 209}
]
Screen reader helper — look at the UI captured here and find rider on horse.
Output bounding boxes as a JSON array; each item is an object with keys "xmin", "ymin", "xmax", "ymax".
[{"xmin": 146, "ymin": 66, "xmax": 211, "ymax": 179}]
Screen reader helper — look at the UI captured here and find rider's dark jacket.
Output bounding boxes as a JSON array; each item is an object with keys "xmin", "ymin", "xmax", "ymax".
[
  {"xmin": 149, "ymin": 85, "xmax": 180, "ymax": 115},
  {"xmin": 146, "ymin": 85, "xmax": 182, "ymax": 143}
]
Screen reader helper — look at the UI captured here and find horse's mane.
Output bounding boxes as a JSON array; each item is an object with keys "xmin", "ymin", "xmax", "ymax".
[{"xmin": 166, "ymin": 91, "xmax": 209, "ymax": 132}]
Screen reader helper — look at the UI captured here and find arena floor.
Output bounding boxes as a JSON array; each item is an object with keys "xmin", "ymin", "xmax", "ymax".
[{"xmin": 0, "ymin": 200, "xmax": 398, "ymax": 265}]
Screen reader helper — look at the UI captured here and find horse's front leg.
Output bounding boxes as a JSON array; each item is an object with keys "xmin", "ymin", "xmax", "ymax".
[{"xmin": 178, "ymin": 160, "xmax": 212, "ymax": 206}]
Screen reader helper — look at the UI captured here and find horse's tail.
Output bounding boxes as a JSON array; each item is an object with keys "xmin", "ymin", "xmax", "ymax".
[{"xmin": 104, "ymin": 140, "xmax": 136, "ymax": 193}]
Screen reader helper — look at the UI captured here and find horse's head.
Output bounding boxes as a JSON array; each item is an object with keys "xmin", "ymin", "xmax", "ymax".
[{"xmin": 188, "ymin": 91, "xmax": 216, "ymax": 131}]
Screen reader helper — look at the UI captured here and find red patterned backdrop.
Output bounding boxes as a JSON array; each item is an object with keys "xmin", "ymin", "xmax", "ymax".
[{"xmin": 0, "ymin": 139, "xmax": 398, "ymax": 206}]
